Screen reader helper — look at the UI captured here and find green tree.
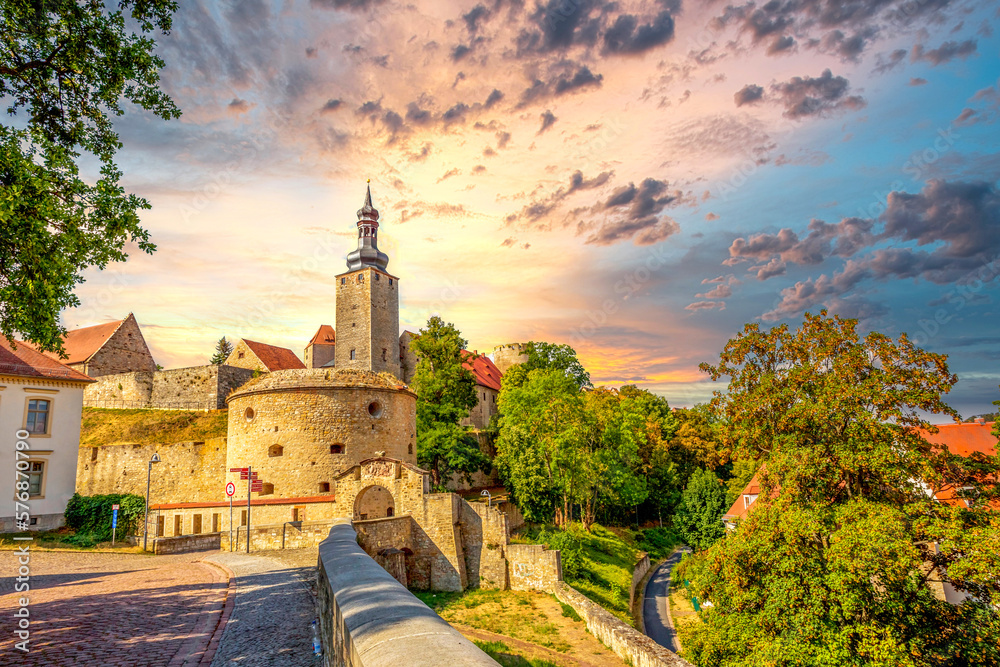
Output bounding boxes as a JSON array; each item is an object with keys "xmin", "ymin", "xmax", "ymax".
[
  {"xmin": 1, "ymin": 1, "xmax": 180, "ymax": 354},
  {"xmin": 410, "ymin": 316, "xmax": 488, "ymax": 489},
  {"xmin": 685, "ymin": 311, "xmax": 1000, "ymax": 666},
  {"xmin": 518, "ymin": 341, "xmax": 592, "ymax": 389},
  {"xmin": 209, "ymin": 337, "xmax": 233, "ymax": 365},
  {"xmin": 674, "ymin": 468, "xmax": 727, "ymax": 552}
]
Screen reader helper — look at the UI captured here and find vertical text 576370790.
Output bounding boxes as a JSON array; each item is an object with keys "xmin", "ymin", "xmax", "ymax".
[{"xmin": 12, "ymin": 428, "xmax": 33, "ymax": 653}]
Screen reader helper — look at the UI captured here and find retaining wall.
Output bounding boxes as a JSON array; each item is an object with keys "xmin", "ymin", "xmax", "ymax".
[
  {"xmin": 554, "ymin": 581, "xmax": 692, "ymax": 667},
  {"xmin": 316, "ymin": 521, "xmax": 500, "ymax": 667},
  {"xmin": 83, "ymin": 364, "xmax": 254, "ymax": 410},
  {"xmin": 153, "ymin": 532, "xmax": 222, "ymax": 555},
  {"xmin": 223, "ymin": 520, "xmax": 336, "ymax": 552},
  {"xmin": 630, "ymin": 552, "xmax": 651, "ymax": 608}
]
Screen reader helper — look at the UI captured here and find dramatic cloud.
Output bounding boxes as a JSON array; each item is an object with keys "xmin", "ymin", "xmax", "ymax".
[
  {"xmin": 911, "ymin": 39, "xmax": 977, "ymax": 66},
  {"xmin": 734, "ymin": 84, "xmax": 764, "ymax": 106},
  {"xmin": 538, "ymin": 110, "xmax": 558, "ymax": 134},
  {"xmin": 771, "ymin": 69, "xmax": 866, "ymax": 118},
  {"xmin": 602, "ymin": 11, "xmax": 676, "ymax": 54},
  {"xmin": 582, "ymin": 178, "xmax": 682, "ymax": 246},
  {"xmin": 729, "ymin": 217, "xmax": 876, "ymax": 274},
  {"xmin": 320, "ymin": 98, "xmax": 343, "ymax": 113}
]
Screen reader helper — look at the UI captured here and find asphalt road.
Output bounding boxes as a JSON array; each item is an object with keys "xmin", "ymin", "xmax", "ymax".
[{"xmin": 642, "ymin": 547, "xmax": 691, "ymax": 653}]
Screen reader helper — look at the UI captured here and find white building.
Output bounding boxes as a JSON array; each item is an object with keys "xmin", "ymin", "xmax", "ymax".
[{"xmin": 0, "ymin": 338, "xmax": 93, "ymax": 532}]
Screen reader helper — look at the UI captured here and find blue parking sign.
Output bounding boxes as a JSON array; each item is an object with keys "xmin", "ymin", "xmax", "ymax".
[{"xmin": 112, "ymin": 508, "xmax": 118, "ymax": 528}]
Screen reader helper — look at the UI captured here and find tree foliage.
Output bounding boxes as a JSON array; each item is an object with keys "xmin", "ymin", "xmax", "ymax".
[
  {"xmin": 675, "ymin": 468, "xmax": 727, "ymax": 552},
  {"xmin": 209, "ymin": 337, "xmax": 233, "ymax": 365},
  {"xmin": 64, "ymin": 492, "xmax": 145, "ymax": 543},
  {"xmin": 520, "ymin": 341, "xmax": 592, "ymax": 389},
  {"xmin": 1, "ymin": 0, "xmax": 180, "ymax": 353},
  {"xmin": 410, "ymin": 316, "xmax": 488, "ymax": 489},
  {"xmin": 684, "ymin": 310, "xmax": 1000, "ymax": 666}
]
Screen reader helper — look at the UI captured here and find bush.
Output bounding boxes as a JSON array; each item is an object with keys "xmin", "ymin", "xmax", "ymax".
[
  {"xmin": 64, "ymin": 493, "xmax": 145, "ymax": 544},
  {"xmin": 638, "ymin": 526, "xmax": 682, "ymax": 560}
]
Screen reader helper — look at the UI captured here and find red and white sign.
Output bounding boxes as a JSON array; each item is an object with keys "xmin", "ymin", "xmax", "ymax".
[
  {"xmin": 229, "ymin": 467, "xmax": 247, "ymax": 473},
  {"xmin": 240, "ymin": 472, "xmax": 259, "ymax": 480},
  {"xmin": 111, "ymin": 504, "xmax": 119, "ymax": 510},
  {"xmin": 250, "ymin": 482, "xmax": 263, "ymax": 491},
  {"xmin": 226, "ymin": 482, "xmax": 236, "ymax": 497}
]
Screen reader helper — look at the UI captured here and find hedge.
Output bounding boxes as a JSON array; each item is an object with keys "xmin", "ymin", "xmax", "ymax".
[{"xmin": 64, "ymin": 493, "xmax": 146, "ymax": 545}]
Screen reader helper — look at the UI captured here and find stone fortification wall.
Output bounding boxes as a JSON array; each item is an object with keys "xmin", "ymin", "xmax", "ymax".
[
  {"xmin": 225, "ymin": 369, "xmax": 417, "ymax": 500},
  {"xmin": 462, "ymin": 387, "xmax": 499, "ymax": 431},
  {"xmin": 84, "ymin": 314, "xmax": 157, "ymax": 377},
  {"xmin": 398, "ymin": 331, "xmax": 419, "ymax": 384},
  {"xmin": 458, "ymin": 501, "xmax": 510, "ymax": 589},
  {"xmin": 83, "ymin": 364, "xmax": 253, "ymax": 410},
  {"xmin": 77, "ymin": 438, "xmax": 227, "ymax": 504},
  {"xmin": 553, "ymin": 582, "xmax": 692, "ymax": 667},
  {"xmin": 316, "ymin": 521, "xmax": 499, "ymax": 667},
  {"xmin": 225, "ymin": 520, "xmax": 336, "ymax": 552},
  {"xmin": 411, "ymin": 493, "xmax": 468, "ymax": 592},
  {"xmin": 507, "ymin": 544, "xmax": 562, "ymax": 592}
]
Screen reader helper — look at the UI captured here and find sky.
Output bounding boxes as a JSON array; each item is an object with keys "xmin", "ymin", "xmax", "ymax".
[{"xmin": 67, "ymin": 0, "xmax": 1000, "ymax": 419}]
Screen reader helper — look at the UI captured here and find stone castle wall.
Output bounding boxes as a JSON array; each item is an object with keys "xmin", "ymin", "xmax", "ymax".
[
  {"xmin": 83, "ymin": 314, "xmax": 157, "ymax": 378},
  {"xmin": 463, "ymin": 386, "xmax": 498, "ymax": 431},
  {"xmin": 225, "ymin": 370, "xmax": 417, "ymax": 500},
  {"xmin": 306, "ymin": 343, "xmax": 336, "ymax": 369},
  {"xmin": 83, "ymin": 364, "xmax": 254, "ymax": 410},
  {"xmin": 492, "ymin": 343, "xmax": 528, "ymax": 375},
  {"xmin": 335, "ymin": 268, "xmax": 401, "ymax": 378},
  {"xmin": 77, "ymin": 438, "xmax": 228, "ymax": 504},
  {"xmin": 398, "ymin": 331, "xmax": 418, "ymax": 384}
]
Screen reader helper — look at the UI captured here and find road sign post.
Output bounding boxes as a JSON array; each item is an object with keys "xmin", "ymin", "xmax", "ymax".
[
  {"xmin": 226, "ymin": 482, "xmax": 236, "ymax": 552},
  {"xmin": 246, "ymin": 465, "xmax": 252, "ymax": 554},
  {"xmin": 111, "ymin": 504, "xmax": 119, "ymax": 546}
]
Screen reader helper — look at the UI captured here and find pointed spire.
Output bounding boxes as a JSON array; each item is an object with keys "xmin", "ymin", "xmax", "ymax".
[{"xmin": 357, "ymin": 180, "xmax": 379, "ymax": 222}]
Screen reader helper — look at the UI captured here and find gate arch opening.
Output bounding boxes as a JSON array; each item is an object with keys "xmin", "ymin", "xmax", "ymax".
[{"xmin": 354, "ymin": 484, "xmax": 395, "ymax": 520}]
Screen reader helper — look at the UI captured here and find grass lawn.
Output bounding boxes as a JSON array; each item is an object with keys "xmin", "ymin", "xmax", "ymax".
[
  {"xmin": 513, "ymin": 523, "xmax": 680, "ymax": 626},
  {"xmin": 0, "ymin": 527, "xmax": 146, "ymax": 553},
  {"xmin": 414, "ymin": 588, "xmax": 571, "ymax": 652},
  {"xmin": 473, "ymin": 640, "xmax": 562, "ymax": 667},
  {"xmin": 81, "ymin": 407, "xmax": 228, "ymax": 446}
]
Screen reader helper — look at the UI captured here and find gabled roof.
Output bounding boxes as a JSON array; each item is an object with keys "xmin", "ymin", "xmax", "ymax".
[
  {"xmin": 723, "ymin": 474, "xmax": 762, "ymax": 524},
  {"xmin": 0, "ymin": 338, "xmax": 94, "ymax": 383},
  {"xmin": 461, "ymin": 350, "xmax": 503, "ymax": 391},
  {"xmin": 242, "ymin": 339, "xmax": 306, "ymax": 371},
  {"xmin": 308, "ymin": 325, "xmax": 336, "ymax": 346},
  {"xmin": 43, "ymin": 318, "xmax": 126, "ymax": 365}
]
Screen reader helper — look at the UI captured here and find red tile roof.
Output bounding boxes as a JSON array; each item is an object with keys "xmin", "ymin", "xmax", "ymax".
[
  {"xmin": 308, "ymin": 325, "xmax": 336, "ymax": 346},
  {"xmin": 462, "ymin": 350, "xmax": 503, "ymax": 391},
  {"xmin": 723, "ymin": 474, "xmax": 763, "ymax": 523},
  {"xmin": 0, "ymin": 338, "xmax": 94, "ymax": 383},
  {"xmin": 242, "ymin": 339, "xmax": 306, "ymax": 371},
  {"xmin": 919, "ymin": 421, "xmax": 997, "ymax": 457},
  {"xmin": 41, "ymin": 318, "xmax": 124, "ymax": 365}
]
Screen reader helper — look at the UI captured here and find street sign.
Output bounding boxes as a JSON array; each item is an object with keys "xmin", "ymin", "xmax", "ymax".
[
  {"xmin": 240, "ymin": 472, "xmax": 258, "ymax": 480},
  {"xmin": 229, "ymin": 467, "xmax": 247, "ymax": 473},
  {"xmin": 111, "ymin": 504, "xmax": 119, "ymax": 510},
  {"xmin": 226, "ymin": 482, "xmax": 236, "ymax": 497},
  {"xmin": 111, "ymin": 507, "xmax": 118, "ymax": 546},
  {"xmin": 250, "ymin": 483, "xmax": 263, "ymax": 492}
]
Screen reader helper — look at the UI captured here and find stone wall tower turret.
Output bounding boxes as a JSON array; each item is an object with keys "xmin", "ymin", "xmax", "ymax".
[
  {"xmin": 492, "ymin": 343, "xmax": 529, "ymax": 374},
  {"xmin": 335, "ymin": 186, "xmax": 401, "ymax": 378}
]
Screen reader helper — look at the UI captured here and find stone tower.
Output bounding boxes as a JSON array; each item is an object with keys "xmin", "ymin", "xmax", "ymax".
[
  {"xmin": 492, "ymin": 343, "xmax": 529, "ymax": 374},
  {"xmin": 335, "ymin": 186, "xmax": 401, "ymax": 378}
]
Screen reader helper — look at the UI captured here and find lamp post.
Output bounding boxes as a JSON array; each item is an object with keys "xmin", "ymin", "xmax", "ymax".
[
  {"xmin": 143, "ymin": 452, "xmax": 161, "ymax": 552},
  {"xmin": 481, "ymin": 489, "xmax": 491, "ymax": 508}
]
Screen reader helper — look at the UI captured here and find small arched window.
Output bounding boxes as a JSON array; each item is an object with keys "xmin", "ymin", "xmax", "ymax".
[
  {"xmin": 244, "ymin": 407, "xmax": 255, "ymax": 422},
  {"xmin": 330, "ymin": 444, "xmax": 344, "ymax": 454},
  {"xmin": 268, "ymin": 445, "xmax": 283, "ymax": 457},
  {"xmin": 368, "ymin": 401, "xmax": 383, "ymax": 418}
]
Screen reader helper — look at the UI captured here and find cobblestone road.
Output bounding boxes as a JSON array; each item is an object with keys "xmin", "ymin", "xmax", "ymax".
[
  {"xmin": 206, "ymin": 549, "xmax": 321, "ymax": 667},
  {"xmin": 0, "ymin": 550, "xmax": 227, "ymax": 666}
]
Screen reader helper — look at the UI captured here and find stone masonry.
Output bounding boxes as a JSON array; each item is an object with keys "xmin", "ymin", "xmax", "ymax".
[
  {"xmin": 334, "ymin": 267, "xmax": 401, "ymax": 378},
  {"xmin": 83, "ymin": 364, "xmax": 254, "ymax": 409}
]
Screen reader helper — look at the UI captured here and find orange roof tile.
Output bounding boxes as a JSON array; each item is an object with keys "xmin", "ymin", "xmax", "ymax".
[
  {"xmin": 242, "ymin": 339, "xmax": 306, "ymax": 371},
  {"xmin": 919, "ymin": 421, "xmax": 997, "ymax": 457},
  {"xmin": 39, "ymin": 318, "xmax": 124, "ymax": 365},
  {"xmin": 462, "ymin": 350, "xmax": 503, "ymax": 391},
  {"xmin": 723, "ymin": 474, "xmax": 763, "ymax": 522},
  {"xmin": 0, "ymin": 338, "xmax": 94, "ymax": 383},
  {"xmin": 308, "ymin": 325, "xmax": 336, "ymax": 346}
]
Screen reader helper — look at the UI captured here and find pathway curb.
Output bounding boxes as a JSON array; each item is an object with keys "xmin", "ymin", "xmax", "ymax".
[{"xmin": 198, "ymin": 558, "xmax": 237, "ymax": 667}]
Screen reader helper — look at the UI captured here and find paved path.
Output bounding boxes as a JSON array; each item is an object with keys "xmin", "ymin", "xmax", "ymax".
[
  {"xmin": 642, "ymin": 547, "xmax": 691, "ymax": 654},
  {"xmin": 205, "ymin": 549, "xmax": 320, "ymax": 667},
  {"xmin": 0, "ymin": 551, "xmax": 228, "ymax": 666}
]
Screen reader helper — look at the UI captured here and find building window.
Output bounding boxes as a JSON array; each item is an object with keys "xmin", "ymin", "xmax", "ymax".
[
  {"xmin": 386, "ymin": 507, "xmax": 394, "ymax": 517},
  {"xmin": 212, "ymin": 513, "xmax": 220, "ymax": 532},
  {"xmin": 319, "ymin": 482, "xmax": 330, "ymax": 493},
  {"xmin": 330, "ymin": 444, "xmax": 344, "ymax": 454},
  {"xmin": 244, "ymin": 407, "xmax": 255, "ymax": 422},
  {"xmin": 368, "ymin": 401, "xmax": 383, "ymax": 418},
  {"xmin": 193, "ymin": 515, "xmax": 202, "ymax": 534},
  {"xmin": 389, "ymin": 278, "xmax": 393, "ymax": 285},
  {"xmin": 350, "ymin": 349, "xmax": 356, "ymax": 360},
  {"xmin": 156, "ymin": 515, "xmax": 165, "ymax": 536},
  {"xmin": 238, "ymin": 351, "xmax": 245, "ymax": 359},
  {"xmin": 382, "ymin": 348, "xmax": 387, "ymax": 362},
  {"xmin": 341, "ymin": 277, "xmax": 346, "ymax": 285},
  {"xmin": 358, "ymin": 274, "xmax": 364, "ymax": 283},
  {"xmin": 91, "ymin": 447, "xmax": 99, "ymax": 462},
  {"xmin": 292, "ymin": 506, "xmax": 305, "ymax": 522},
  {"xmin": 25, "ymin": 399, "xmax": 50, "ymax": 434},
  {"xmin": 260, "ymin": 483, "xmax": 274, "ymax": 495},
  {"xmin": 241, "ymin": 510, "xmax": 248, "ymax": 526},
  {"xmin": 174, "ymin": 515, "xmax": 183, "ymax": 536},
  {"xmin": 408, "ymin": 442, "xmax": 413, "ymax": 455},
  {"xmin": 27, "ymin": 462, "xmax": 44, "ymax": 497},
  {"xmin": 268, "ymin": 444, "xmax": 283, "ymax": 457},
  {"xmin": 375, "ymin": 273, "xmax": 380, "ymax": 281}
]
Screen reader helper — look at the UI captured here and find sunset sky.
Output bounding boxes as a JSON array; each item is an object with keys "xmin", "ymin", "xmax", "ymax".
[{"xmin": 69, "ymin": 0, "xmax": 999, "ymax": 417}]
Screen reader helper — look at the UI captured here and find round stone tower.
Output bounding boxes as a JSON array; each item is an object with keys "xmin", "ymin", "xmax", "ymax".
[
  {"xmin": 225, "ymin": 368, "xmax": 416, "ymax": 500},
  {"xmin": 492, "ymin": 343, "xmax": 529, "ymax": 374}
]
